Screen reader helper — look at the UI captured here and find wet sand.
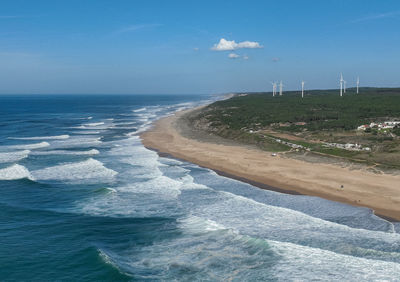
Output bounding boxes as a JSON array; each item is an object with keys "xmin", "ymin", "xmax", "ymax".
[{"xmin": 141, "ymin": 107, "xmax": 400, "ymax": 221}]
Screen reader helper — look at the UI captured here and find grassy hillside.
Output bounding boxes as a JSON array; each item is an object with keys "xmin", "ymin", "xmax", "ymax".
[{"xmin": 190, "ymin": 88, "xmax": 400, "ymax": 168}]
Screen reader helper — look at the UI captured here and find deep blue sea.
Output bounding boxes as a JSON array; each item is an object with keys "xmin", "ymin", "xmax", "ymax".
[{"xmin": 1, "ymin": 94, "xmax": 400, "ymax": 281}]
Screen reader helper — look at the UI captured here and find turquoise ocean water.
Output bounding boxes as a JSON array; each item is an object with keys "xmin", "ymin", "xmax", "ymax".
[{"xmin": 0, "ymin": 94, "xmax": 400, "ymax": 281}]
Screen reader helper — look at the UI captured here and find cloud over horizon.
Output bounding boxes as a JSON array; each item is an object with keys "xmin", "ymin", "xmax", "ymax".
[
  {"xmin": 211, "ymin": 38, "xmax": 262, "ymax": 51},
  {"xmin": 228, "ymin": 53, "xmax": 240, "ymax": 59}
]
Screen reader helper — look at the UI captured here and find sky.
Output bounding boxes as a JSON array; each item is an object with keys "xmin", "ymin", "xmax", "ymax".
[{"xmin": 1, "ymin": 0, "xmax": 400, "ymax": 94}]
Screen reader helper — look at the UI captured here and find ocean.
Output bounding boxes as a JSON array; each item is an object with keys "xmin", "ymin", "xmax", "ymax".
[{"xmin": 0, "ymin": 94, "xmax": 400, "ymax": 281}]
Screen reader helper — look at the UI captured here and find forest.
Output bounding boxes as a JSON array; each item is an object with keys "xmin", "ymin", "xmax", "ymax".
[{"xmin": 203, "ymin": 88, "xmax": 400, "ymax": 132}]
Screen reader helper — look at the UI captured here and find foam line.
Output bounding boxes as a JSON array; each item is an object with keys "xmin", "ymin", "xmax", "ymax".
[
  {"xmin": 30, "ymin": 149, "xmax": 99, "ymax": 156},
  {"xmin": 0, "ymin": 150, "xmax": 30, "ymax": 163},
  {"xmin": 5, "ymin": 142, "xmax": 50, "ymax": 150},
  {"xmin": 8, "ymin": 135, "xmax": 69, "ymax": 140}
]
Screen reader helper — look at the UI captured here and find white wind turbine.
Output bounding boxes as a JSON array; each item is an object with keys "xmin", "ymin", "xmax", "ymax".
[
  {"xmin": 356, "ymin": 76, "xmax": 360, "ymax": 94},
  {"xmin": 301, "ymin": 80, "xmax": 305, "ymax": 98},
  {"xmin": 340, "ymin": 73, "xmax": 344, "ymax": 97},
  {"xmin": 344, "ymin": 80, "xmax": 347, "ymax": 94},
  {"xmin": 279, "ymin": 81, "xmax": 283, "ymax": 96},
  {"xmin": 271, "ymin": 81, "xmax": 277, "ymax": 96}
]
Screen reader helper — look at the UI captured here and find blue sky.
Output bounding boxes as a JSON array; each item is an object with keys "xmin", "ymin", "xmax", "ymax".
[{"xmin": 1, "ymin": 0, "xmax": 400, "ymax": 94}]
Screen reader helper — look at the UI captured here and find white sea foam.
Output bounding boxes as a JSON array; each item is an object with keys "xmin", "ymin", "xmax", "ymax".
[
  {"xmin": 71, "ymin": 130, "xmax": 101, "ymax": 135},
  {"xmin": 184, "ymin": 189, "xmax": 400, "ymax": 261},
  {"xmin": 31, "ymin": 158, "xmax": 117, "ymax": 183},
  {"xmin": 83, "ymin": 122, "xmax": 105, "ymax": 127},
  {"xmin": 8, "ymin": 135, "xmax": 70, "ymax": 140},
  {"xmin": 119, "ymin": 175, "xmax": 182, "ymax": 197},
  {"xmin": 0, "ymin": 150, "xmax": 30, "ymax": 163},
  {"xmin": 270, "ymin": 240, "xmax": 400, "ymax": 280},
  {"xmin": 113, "ymin": 122, "xmax": 137, "ymax": 126},
  {"xmin": 31, "ymin": 149, "xmax": 99, "ymax": 156},
  {"xmin": 0, "ymin": 164, "xmax": 33, "ymax": 180},
  {"xmin": 98, "ymin": 249, "xmax": 126, "ymax": 275},
  {"xmin": 179, "ymin": 216, "xmax": 228, "ymax": 234},
  {"xmin": 4, "ymin": 142, "xmax": 50, "ymax": 150},
  {"xmin": 50, "ymin": 137, "xmax": 102, "ymax": 149},
  {"xmin": 133, "ymin": 107, "xmax": 146, "ymax": 112}
]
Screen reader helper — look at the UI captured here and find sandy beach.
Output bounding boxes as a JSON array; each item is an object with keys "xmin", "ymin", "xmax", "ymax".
[{"xmin": 141, "ymin": 107, "xmax": 400, "ymax": 221}]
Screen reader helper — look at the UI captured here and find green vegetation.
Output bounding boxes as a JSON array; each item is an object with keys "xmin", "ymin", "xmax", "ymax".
[
  {"xmin": 206, "ymin": 88, "xmax": 400, "ymax": 132},
  {"xmin": 190, "ymin": 88, "xmax": 400, "ymax": 168}
]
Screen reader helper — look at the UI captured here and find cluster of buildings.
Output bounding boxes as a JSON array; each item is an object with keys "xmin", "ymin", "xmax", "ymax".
[
  {"xmin": 273, "ymin": 138, "xmax": 309, "ymax": 151},
  {"xmin": 322, "ymin": 142, "xmax": 371, "ymax": 152},
  {"xmin": 357, "ymin": 121, "xmax": 400, "ymax": 131}
]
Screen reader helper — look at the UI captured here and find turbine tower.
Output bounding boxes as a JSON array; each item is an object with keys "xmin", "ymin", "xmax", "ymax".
[
  {"xmin": 356, "ymin": 76, "xmax": 360, "ymax": 94},
  {"xmin": 301, "ymin": 80, "xmax": 305, "ymax": 98},
  {"xmin": 340, "ymin": 73, "xmax": 344, "ymax": 97},
  {"xmin": 344, "ymin": 80, "xmax": 347, "ymax": 94},
  {"xmin": 271, "ymin": 81, "xmax": 277, "ymax": 97},
  {"xmin": 279, "ymin": 81, "xmax": 283, "ymax": 96}
]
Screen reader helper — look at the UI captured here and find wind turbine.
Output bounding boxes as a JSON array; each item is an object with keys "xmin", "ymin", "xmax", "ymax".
[
  {"xmin": 301, "ymin": 80, "xmax": 305, "ymax": 98},
  {"xmin": 344, "ymin": 80, "xmax": 347, "ymax": 94},
  {"xmin": 271, "ymin": 81, "xmax": 277, "ymax": 97},
  {"xmin": 279, "ymin": 81, "xmax": 283, "ymax": 96},
  {"xmin": 340, "ymin": 73, "xmax": 344, "ymax": 97},
  {"xmin": 356, "ymin": 76, "xmax": 360, "ymax": 94}
]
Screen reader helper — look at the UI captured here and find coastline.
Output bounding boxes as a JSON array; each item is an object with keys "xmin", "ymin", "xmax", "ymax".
[{"xmin": 141, "ymin": 106, "xmax": 400, "ymax": 222}]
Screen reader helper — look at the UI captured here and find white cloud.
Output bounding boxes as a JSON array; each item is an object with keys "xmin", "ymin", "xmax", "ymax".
[
  {"xmin": 228, "ymin": 53, "xmax": 240, "ymax": 59},
  {"xmin": 193, "ymin": 47, "xmax": 199, "ymax": 51},
  {"xmin": 243, "ymin": 55, "xmax": 249, "ymax": 60},
  {"xmin": 352, "ymin": 10, "xmax": 400, "ymax": 23},
  {"xmin": 237, "ymin": 41, "xmax": 262, "ymax": 49},
  {"xmin": 211, "ymin": 38, "xmax": 263, "ymax": 51}
]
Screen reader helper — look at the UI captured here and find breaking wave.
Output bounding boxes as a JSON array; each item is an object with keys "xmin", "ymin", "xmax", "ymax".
[
  {"xmin": 30, "ymin": 149, "xmax": 100, "ymax": 156},
  {"xmin": 0, "ymin": 150, "xmax": 30, "ymax": 163},
  {"xmin": 4, "ymin": 142, "xmax": 50, "ymax": 150},
  {"xmin": 0, "ymin": 164, "xmax": 33, "ymax": 180},
  {"xmin": 31, "ymin": 158, "xmax": 117, "ymax": 183},
  {"xmin": 83, "ymin": 122, "xmax": 105, "ymax": 127}
]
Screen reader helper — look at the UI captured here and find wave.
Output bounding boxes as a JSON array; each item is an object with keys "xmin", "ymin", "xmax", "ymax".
[
  {"xmin": 133, "ymin": 107, "xmax": 146, "ymax": 112},
  {"xmin": 0, "ymin": 150, "xmax": 30, "ymax": 163},
  {"xmin": 76, "ymin": 116, "xmax": 93, "ymax": 120},
  {"xmin": 112, "ymin": 122, "xmax": 137, "ymax": 126},
  {"xmin": 191, "ymin": 167, "xmax": 394, "ymax": 232},
  {"xmin": 185, "ymin": 189, "xmax": 400, "ymax": 261},
  {"xmin": 31, "ymin": 158, "xmax": 117, "ymax": 183},
  {"xmin": 30, "ymin": 149, "xmax": 99, "ymax": 156},
  {"xmin": 83, "ymin": 122, "xmax": 105, "ymax": 127},
  {"xmin": 125, "ymin": 127, "xmax": 150, "ymax": 136},
  {"xmin": 178, "ymin": 216, "xmax": 400, "ymax": 280},
  {"xmin": 0, "ymin": 164, "xmax": 33, "ymax": 180},
  {"xmin": 269, "ymin": 239, "xmax": 400, "ymax": 280},
  {"xmin": 50, "ymin": 137, "xmax": 102, "ymax": 149},
  {"xmin": 4, "ymin": 142, "xmax": 50, "ymax": 150},
  {"xmin": 97, "ymin": 249, "xmax": 132, "ymax": 278},
  {"xmin": 71, "ymin": 131, "xmax": 101, "ymax": 135},
  {"xmin": 8, "ymin": 135, "xmax": 69, "ymax": 140}
]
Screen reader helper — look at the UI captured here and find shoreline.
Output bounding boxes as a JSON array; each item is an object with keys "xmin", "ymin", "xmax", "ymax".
[{"xmin": 141, "ymin": 107, "xmax": 400, "ymax": 222}]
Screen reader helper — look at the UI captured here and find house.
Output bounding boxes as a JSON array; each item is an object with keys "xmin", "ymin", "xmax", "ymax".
[{"xmin": 357, "ymin": 125, "xmax": 369, "ymax": 131}]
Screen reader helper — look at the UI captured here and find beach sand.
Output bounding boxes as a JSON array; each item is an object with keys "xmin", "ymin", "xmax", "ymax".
[{"xmin": 141, "ymin": 107, "xmax": 400, "ymax": 221}]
